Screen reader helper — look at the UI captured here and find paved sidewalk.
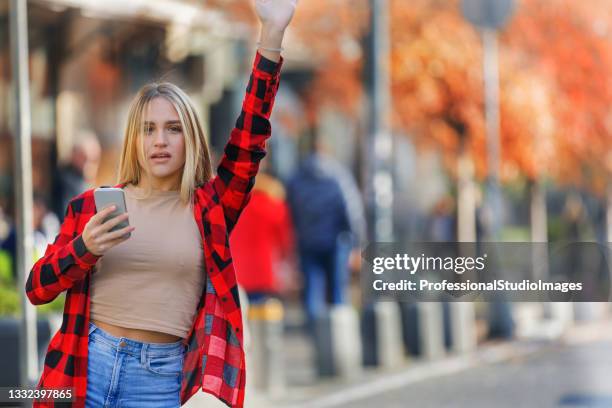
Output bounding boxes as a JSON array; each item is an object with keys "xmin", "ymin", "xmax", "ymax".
[
  {"xmin": 183, "ymin": 306, "xmax": 612, "ymax": 407},
  {"xmin": 276, "ymin": 318, "xmax": 612, "ymax": 408}
]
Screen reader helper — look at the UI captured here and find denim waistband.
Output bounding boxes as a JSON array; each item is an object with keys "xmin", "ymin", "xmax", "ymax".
[{"xmin": 88, "ymin": 321, "xmax": 185, "ymax": 357}]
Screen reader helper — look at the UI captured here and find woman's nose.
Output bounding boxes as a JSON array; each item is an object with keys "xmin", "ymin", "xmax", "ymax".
[{"xmin": 153, "ymin": 130, "xmax": 168, "ymax": 146}]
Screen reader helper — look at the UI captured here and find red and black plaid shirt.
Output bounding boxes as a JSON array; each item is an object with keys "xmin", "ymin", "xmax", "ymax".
[{"xmin": 25, "ymin": 51, "xmax": 283, "ymax": 408}]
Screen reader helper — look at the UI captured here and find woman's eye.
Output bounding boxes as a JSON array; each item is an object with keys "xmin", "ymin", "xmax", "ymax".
[
  {"xmin": 144, "ymin": 126, "xmax": 154, "ymax": 134},
  {"xmin": 169, "ymin": 126, "xmax": 182, "ymax": 133}
]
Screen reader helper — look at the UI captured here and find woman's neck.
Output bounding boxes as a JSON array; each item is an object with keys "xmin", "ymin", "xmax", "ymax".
[{"xmin": 134, "ymin": 178, "xmax": 180, "ymax": 192}]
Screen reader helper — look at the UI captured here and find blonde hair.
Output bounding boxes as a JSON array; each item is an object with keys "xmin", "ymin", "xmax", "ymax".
[{"xmin": 116, "ymin": 82, "xmax": 213, "ymax": 206}]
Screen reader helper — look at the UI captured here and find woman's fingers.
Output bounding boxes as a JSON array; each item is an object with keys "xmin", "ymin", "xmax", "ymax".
[
  {"xmin": 91, "ymin": 205, "xmax": 116, "ymax": 225},
  {"xmin": 95, "ymin": 237, "xmax": 127, "ymax": 255},
  {"xmin": 98, "ymin": 212, "xmax": 130, "ymax": 233},
  {"xmin": 84, "ymin": 209, "xmax": 133, "ymax": 255},
  {"xmin": 92, "ymin": 227, "xmax": 134, "ymax": 253},
  {"xmin": 89, "ymin": 213, "xmax": 128, "ymax": 240},
  {"xmin": 255, "ymin": 0, "xmax": 298, "ymax": 30},
  {"xmin": 97, "ymin": 225, "xmax": 135, "ymax": 245}
]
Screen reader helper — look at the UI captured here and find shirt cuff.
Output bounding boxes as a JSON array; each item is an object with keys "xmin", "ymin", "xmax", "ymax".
[
  {"xmin": 70, "ymin": 234, "xmax": 102, "ymax": 267},
  {"xmin": 254, "ymin": 51, "xmax": 283, "ymax": 77}
]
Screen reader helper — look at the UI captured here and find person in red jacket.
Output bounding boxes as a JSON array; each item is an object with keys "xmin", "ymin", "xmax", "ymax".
[
  {"xmin": 230, "ymin": 169, "xmax": 296, "ymax": 302},
  {"xmin": 25, "ymin": 1, "xmax": 298, "ymax": 407}
]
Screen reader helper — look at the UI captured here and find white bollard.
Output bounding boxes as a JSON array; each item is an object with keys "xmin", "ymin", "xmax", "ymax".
[
  {"xmin": 330, "ymin": 305, "xmax": 362, "ymax": 379},
  {"xmin": 418, "ymin": 302, "xmax": 445, "ymax": 360},
  {"xmin": 514, "ymin": 302, "xmax": 544, "ymax": 339},
  {"xmin": 543, "ymin": 302, "xmax": 574, "ymax": 326},
  {"xmin": 247, "ymin": 298, "xmax": 285, "ymax": 397},
  {"xmin": 573, "ymin": 302, "xmax": 608, "ymax": 322},
  {"xmin": 449, "ymin": 302, "xmax": 476, "ymax": 353},
  {"xmin": 373, "ymin": 302, "xmax": 404, "ymax": 368}
]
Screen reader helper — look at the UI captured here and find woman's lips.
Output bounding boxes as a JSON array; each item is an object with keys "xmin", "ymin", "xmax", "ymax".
[{"xmin": 151, "ymin": 156, "xmax": 171, "ymax": 163}]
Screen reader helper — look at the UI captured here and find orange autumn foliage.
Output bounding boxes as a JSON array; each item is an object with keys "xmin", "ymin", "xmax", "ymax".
[
  {"xmin": 505, "ymin": 0, "xmax": 612, "ymax": 193},
  {"xmin": 390, "ymin": 0, "xmax": 487, "ymax": 180},
  {"xmin": 388, "ymin": 0, "xmax": 546, "ymax": 183},
  {"xmin": 207, "ymin": 0, "xmax": 610, "ymax": 191},
  {"xmin": 205, "ymin": 0, "xmax": 369, "ymax": 118}
]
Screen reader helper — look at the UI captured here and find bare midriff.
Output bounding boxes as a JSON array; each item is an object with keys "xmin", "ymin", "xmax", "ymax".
[{"xmin": 91, "ymin": 318, "xmax": 183, "ymax": 343}]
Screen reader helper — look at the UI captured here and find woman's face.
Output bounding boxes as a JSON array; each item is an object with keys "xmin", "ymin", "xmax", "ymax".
[{"xmin": 138, "ymin": 97, "xmax": 186, "ymax": 187}]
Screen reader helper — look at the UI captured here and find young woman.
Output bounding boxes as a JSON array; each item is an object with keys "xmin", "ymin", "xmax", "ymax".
[{"xmin": 26, "ymin": 1, "xmax": 298, "ymax": 407}]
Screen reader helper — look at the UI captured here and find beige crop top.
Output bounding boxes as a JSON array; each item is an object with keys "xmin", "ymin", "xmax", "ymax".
[{"xmin": 89, "ymin": 183, "xmax": 205, "ymax": 339}]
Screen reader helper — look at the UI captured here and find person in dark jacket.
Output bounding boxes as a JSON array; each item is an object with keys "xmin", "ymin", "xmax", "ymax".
[{"xmin": 287, "ymin": 141, "xmax": 365, "ymax": 324}]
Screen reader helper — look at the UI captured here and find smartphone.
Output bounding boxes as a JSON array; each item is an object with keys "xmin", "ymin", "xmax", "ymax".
[{"xmin": 93, "ymin": 187, "xmax": 130, "ymax": 236}]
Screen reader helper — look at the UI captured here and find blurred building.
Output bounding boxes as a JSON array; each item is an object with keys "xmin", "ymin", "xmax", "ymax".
[
  {"xmin": 1, "ymin": 0, "xmax": 478, "ymax": 247},
  {"xmin": 0, "ymin": 0, "xmax": 314, "ymax": 219}
]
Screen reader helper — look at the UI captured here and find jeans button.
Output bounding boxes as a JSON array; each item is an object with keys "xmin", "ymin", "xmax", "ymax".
[{"xmin": 119, "ymin": 341, "xmax": 127, "ymax": 347}]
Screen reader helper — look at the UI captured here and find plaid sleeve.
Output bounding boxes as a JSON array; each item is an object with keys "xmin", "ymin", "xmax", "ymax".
[
  {"xmin": 212, "ymin": 51, "xmax": 283, "ymax": 233},
  {"xmin": 25, "ymin": 197, "xmax": 100, "ymax": 305}
]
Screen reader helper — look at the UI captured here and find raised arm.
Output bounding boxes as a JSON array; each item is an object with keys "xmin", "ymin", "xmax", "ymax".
[{"xmin": 211, "ymin": 0, "xmax": 297, "ymax": 233}]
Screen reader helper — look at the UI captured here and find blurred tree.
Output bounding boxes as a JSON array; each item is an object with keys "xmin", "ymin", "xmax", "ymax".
[
  {"xmin": 387, "ymin": 0, "xmax": 566, "ymax": 183},
  {"xmin": 206, "ymin": 0, "xmax": 369, "ymax": 120},
  {"xmin": 208, "ymin": 0, "xmax": 611, "ymax": 239},
  {"xmin": 506, "ymin": 0, "xmax": 611, "ymax": 194},
  {"xmin": 210, "ymin": 0, "xmax": 609, "ymax": 181},
  {"xmin": 506, "ymin": 0, "xmax": 612, "ymax": 243},
  {"xmin": 390, "ymin": 0, "xmax": 485, "ymax": 177}
]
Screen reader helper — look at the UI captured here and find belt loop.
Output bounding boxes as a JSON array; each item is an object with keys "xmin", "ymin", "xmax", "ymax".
[{"xmin": 141, "ymin": 343, "xmax": 148, "ymax": 365}]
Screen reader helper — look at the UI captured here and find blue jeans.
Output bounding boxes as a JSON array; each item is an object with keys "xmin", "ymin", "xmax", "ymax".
[
  {"xmin": 300, "ymin": 238, "xmax": 352, "ymax": 323},
  {"xmin": 86, "ymin": 321, "xmax": 185, "ymax": 408},
  {"xmin": 247, "ymin": 292, "xmax": 277, "ymax": 304}
]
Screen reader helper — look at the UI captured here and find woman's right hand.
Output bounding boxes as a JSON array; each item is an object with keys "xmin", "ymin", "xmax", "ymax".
[{"xmin": 82, "ymin": 205, "xmax": 135, "ymax": 256}]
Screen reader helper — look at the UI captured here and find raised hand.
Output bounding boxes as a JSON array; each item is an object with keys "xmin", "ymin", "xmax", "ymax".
[
  {"xmin": 254, "ymin": 0, "xmax": 298, "ymax": 32},
  {"xmin": 254, "ymin": 0, "xmax": 298, "ymax": 62}
]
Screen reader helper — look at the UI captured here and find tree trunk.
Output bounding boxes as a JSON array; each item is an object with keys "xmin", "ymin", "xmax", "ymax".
[
  {"xmin": 457, "ymin": 144, "xmax": 476, "ymax": 242},
  {"xmin": 529, "ymin": 178, "xmax": 547, "ymax": 242},
  {"xmin": 529, "ymin": 178, "xmax": 549, "ymax": 280},
  {"xmin": 452, "ymin": 142, "xmax": 477, "ymax": 351},
  {"xmin": 607, "ymin": 183, "xmax": 612, "ymax": 244}
]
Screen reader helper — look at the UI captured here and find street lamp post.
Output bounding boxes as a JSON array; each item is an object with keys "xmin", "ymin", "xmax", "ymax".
[
  {"xmin": 361, "ymin": 0, "xmax": 405, "ymax": 369},
  {"xmin": 367, "ymin": 0, "xmax": 394, "ymax": 244},
  {"xmin": 461, "ymin": 0, "xmax": 516, "ymax": 339},
  {"xmin": 462, "ymin": 0, "xmax": 514, "ymax": 241},
  {"xmin": 10, "ymin": 0, "xmax": 38, "ymax": 388}
]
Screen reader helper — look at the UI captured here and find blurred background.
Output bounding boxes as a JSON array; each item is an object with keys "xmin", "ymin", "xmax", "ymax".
[{"xmin": 0, "ymin": 0, "xmax": 611, "ymax": 407}]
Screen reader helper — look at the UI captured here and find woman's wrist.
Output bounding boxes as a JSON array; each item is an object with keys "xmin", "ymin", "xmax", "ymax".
[
  {"xmin": 73, "ymin": 234, "xmax": 102, "ymax": 264},
  {"xmin": 257, "ymin": 25, "xmax": 286, "ymax": 62}
]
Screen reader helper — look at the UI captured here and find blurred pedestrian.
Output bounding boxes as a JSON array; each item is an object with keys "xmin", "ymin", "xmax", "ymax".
[
  {"xmin": 32, "ymin": 193, "xmax": 60, "ymax": 260},
  {"xmin": 230, "ymin": 167, "xmax": 296, "ymax": 304},
  {"xmin": 0, "ymin": 194, "xmax": 60, "ymax": 281},
  {"xmin": 26, "ymin": 1, "xmax": 298, "ymax": 407},
  {"xmin": 427, "ymin": 195, "xmax": 456, "ymax": 241},
  {"xmin": 561, "ymin": 192, "xmax": 595, "ymax": 241},
  {"xmin": 0, "ymin": 205, "xmax": 14, "ymax": 283},
  {"xmin": 559, "ymin": 192, "xmax": 592, "ymax": 278},
  {"xmin": 287, "ymin": 135, "xmax": 365, "ymax": 324},
  {"xmin": 52, "ymin": 131, "xmax": 101, "ymax": 221}
]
